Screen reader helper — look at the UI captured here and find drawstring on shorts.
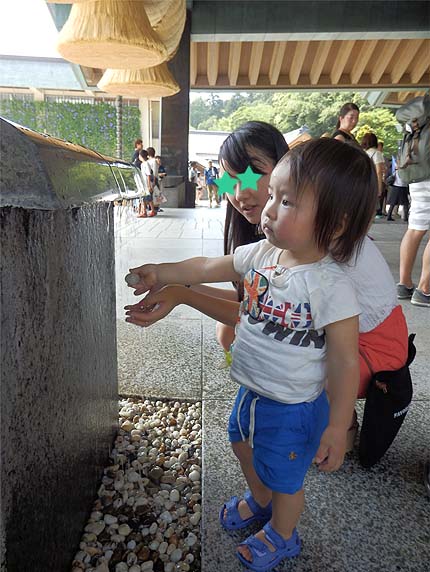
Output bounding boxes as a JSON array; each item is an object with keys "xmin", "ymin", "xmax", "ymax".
[{"xmin": 236, "ymin": 389, "xmax": 260, "ymax": 449}]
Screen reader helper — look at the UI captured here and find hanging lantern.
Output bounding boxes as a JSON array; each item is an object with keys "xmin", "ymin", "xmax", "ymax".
[
  {"xmin": 151, "ymin": 0, "xmax": 186, "ymax": 60},
  {"xmin": 97, "ymin": 64, "xmax": 180, "ymax": 98},
  {"xmin": 56, "ymin": 0, "xmax": 168, "ymax": 70}
]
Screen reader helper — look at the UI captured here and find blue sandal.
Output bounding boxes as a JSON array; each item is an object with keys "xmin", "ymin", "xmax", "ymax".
[
  {"xmin": 236, "ymin": 522, "xmax": 301, "ymax": 571},
  {"xmin": 219, "ymin": 490, "xmax": 272, "ymax": 531}
]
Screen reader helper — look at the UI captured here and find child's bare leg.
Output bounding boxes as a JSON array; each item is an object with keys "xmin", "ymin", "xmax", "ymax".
[
  {"xmin": 237, "ymin": 489, "xmax": 304, "ymax": 563},
  {"xmin": 224, "ymin": 441, "xmax": 272, "ymax": 521}
]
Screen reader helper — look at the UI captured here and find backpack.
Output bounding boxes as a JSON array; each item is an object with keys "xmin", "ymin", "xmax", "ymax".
[{"xmin": 395, "ymin": 94, "xmax": 430, "ymax": 184}]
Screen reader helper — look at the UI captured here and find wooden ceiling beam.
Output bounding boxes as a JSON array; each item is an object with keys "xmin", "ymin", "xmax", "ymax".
[
  {"xmin": 370, "ymin": 40, "xmax": 401, "ymax": 84},
  {"xmin": 310, "ymin": 40, "xmax": 332, "ymax": 85},
  {"xmin": 228, "ymin": 42, "xmax": 242, "ymax": 87},
  {"xmin": 190, "ymin": 42, "xmax": 198, "ymax": 86},
  {"xmin": 350, "ymin": 40, "xmax": 378, "ymax": 84},
  {"xmin": 398, "ymin": 91, "xmax": 411, "ymax": 102},
  {"xmin": 330, "ymin": 40, "xmax": 355, "ymax": 85},
  {"xmin": 206, "ymin": 42, "xmax": 220, "ymax": 87},
  {"xmin": 248, "ymin": 42, "xmax": 265, "ymax": 86},
  {"xmin": 290, "ymin": 41, "xmax": 310, "ymax": 85},
  {"xmin": 410, "ymin": 42, "xmax": 430, "ymax": 83},
  {"xmin": 391, "ymin": 40, "xmax": 424, "ymax": 84},
  {"xmin": 269, "ymin": 42, "xmax": 286, "ymax": 86}
]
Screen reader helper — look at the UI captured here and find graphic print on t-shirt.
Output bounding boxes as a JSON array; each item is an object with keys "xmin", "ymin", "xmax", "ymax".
[{"xmin": 242, "ymin": 267, "xmax": 324, "ymax": 348}]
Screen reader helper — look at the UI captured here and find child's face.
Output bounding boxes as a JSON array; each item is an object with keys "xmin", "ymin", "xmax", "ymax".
[{"xmin": 261, "ymin": 162, "xmax": 319, "ymax": 256}]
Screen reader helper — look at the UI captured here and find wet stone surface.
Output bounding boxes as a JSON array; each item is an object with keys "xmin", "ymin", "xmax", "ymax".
[{"xmin": 71, "ymin": 398, "xmax": 202, "ymax": 572}]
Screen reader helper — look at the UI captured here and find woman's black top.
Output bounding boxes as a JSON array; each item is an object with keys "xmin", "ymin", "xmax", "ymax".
[{"xmin": 332, "ymin": 129, "xmax": 356, "ymax": 142}]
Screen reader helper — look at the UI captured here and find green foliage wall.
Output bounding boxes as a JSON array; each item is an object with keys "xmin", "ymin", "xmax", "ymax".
[{"xmin": 0, "ymin": 98, "xmax": 141, "ymax": 161}]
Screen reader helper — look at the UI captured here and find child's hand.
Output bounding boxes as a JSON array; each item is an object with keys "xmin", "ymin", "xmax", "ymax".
[
  {"xmin": 314, "ymin": 426, "xmax": 347, "ymax": 472},
  {"xmin": 126, "ymin": 264, "xmax": 159, "ymax": 296},
  {"xmin": 125, "ymin": 285, "xmax": 185, "ymax": 327}
]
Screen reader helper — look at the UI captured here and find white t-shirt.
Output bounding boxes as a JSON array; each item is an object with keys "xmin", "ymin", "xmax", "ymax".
[
  {"xmin": 366, "ymin": 148, "xmax": 385, "ymax": 166},
  {"xmin": 148, "ymin": 157, "xmax": 159, "ymax": 179},
  {"xmin": 140, "ymin": 161, "xmax": 152, "ymax": 193},
  {"xmin": 232, "ymin": 240, "xmax": 361, "ymax": 404},
  {"xmin": 342, "ymin": 237, "xmax": 397, "ymax": 332}
]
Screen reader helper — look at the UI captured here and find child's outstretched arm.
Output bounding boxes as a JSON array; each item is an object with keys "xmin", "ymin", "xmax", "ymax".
[
  {"xmin": 128, "ymin": 255, "xmax": 240, "ymax": 297},
  {"xmin": 125, "ymin": 285, "xmax": 240, "ymax": 327},
  {"xmin": 315, "ymin": 315, "xmax": 359, "ymax": 472}
]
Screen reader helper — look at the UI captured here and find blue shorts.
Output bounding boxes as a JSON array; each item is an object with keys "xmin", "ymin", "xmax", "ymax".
[{"xmin": 228, "ymin": 387, "xmax": 329, "ymax": 494}]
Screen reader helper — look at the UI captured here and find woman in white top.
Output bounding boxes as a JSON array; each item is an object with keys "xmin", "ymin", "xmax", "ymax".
[{"xmin": 361, "ymin": 132, "xmax": 386, "ymax": 218}]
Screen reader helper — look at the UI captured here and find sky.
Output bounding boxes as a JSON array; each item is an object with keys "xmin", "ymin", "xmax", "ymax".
[{"xmin": 0, "ymin": 0, "xmax": 60, "ymax": 58}]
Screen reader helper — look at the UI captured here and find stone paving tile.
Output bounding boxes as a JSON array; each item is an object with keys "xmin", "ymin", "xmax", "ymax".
[
  {"xmin": 202, "ymin": 400, "xmax": 430, "ymax": 572},
  {"xmin": 117, "ymin": 318, "xmax": 202, "ymax": 399}
]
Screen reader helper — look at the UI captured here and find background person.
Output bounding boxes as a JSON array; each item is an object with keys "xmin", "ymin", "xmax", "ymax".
[
  {"xmin": 361, "ymin": 133, "xmax": 386, "ymax": 218},
  {"xmin": 132, "ymin": 138, "xmax": 143, "ymax": 169},
  {"xmin": 204, "ymin": 160, "xmax": 220, "ymax": 207},
  {"xmin": 331, "ymin": 103, "xmax": 360, "ymax": 144},
  {"xmin": 138, "ymin": 149, "xmax": 156, "ymax": 218}
]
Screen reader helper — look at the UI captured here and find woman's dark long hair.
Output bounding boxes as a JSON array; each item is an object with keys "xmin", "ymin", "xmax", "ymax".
[{"xmin": 219, "ymin": 121, "xmax": 289, "ymax": 256}]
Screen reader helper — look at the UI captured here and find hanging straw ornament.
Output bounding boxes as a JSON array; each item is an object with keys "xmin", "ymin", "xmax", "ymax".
[
  {"xmin": 151, "ymin": 0, "xmax": 186, "ymax": 60},
  {"xmin": 56, "ymin": 0, "xmax": 168, "ymax": 70},
  {"xmin": 97, "ymin": 63, "xmax": 180, "ymax": 98}
]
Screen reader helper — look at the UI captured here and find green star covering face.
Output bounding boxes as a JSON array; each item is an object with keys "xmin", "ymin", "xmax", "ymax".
[
  {"xmin": 236, "ymin": 165, "xmax": 262, "ymax": 191},
  {"xmin": 215, "ymin": 171, "xmax": 237, "ymax": 196}
]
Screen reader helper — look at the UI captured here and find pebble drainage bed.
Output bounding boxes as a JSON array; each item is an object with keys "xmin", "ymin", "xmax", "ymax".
[{"xmin": 72, "ymin": 397, "xmax": 202, "ymax": 572}]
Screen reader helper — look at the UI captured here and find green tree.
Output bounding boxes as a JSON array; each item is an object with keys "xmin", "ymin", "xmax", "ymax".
[
  {"xmin": 217, "ymin": 103, "xmax": 277, "ymax": 131},
  {"xmin": 354, "ymin": 107, "xmax": 400, "ymax": 156},
  {"xmin": 190, "ymin": 97, "xmax": 210, "ymax": 129}
]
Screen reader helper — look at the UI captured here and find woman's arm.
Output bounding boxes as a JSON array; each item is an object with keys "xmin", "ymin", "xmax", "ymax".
[
  {"xmin": 190, "ymin": 284, "xmax": 238, "ymax": 301},
  {"xmin": 125, "ymin": 285, "xmax": 240, "ymax": 328},
  {"xmin": 375, "ymin": 162, "xmax": 385, "ymax": 196},
  {"xmin": 314, "ymin": 315, "xmax": 359, "ymax": 472}
]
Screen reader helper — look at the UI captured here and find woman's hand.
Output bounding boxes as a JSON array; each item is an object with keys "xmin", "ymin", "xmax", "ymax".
[
  {"xmin": 125, "ymin": 285, "xmax": 186, "ymax": 327},
  {"xmin": 126, "ymin": 264, "xmax": 159, "ymax": 296}
]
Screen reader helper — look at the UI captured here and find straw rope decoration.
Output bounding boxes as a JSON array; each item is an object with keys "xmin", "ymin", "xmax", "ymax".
[
  {"xmin": 56, "ymin": 0, "xmax": 168, "ymax": 70},
  {"xmin": 151, "ymin": 0, "xmax": 186, "ymax": 61},
  {"xmin": 97, "ymin": 0, "xmax": 186, "ymax": 98},
  {"xmin": 97, "ymin": 63, "xmax": 180, "ymax": 98}
]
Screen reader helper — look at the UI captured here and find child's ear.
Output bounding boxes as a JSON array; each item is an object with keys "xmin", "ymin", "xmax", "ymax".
[{"xmin": 333, "ymin": 214, "xmax": 347, "ymax": 239}]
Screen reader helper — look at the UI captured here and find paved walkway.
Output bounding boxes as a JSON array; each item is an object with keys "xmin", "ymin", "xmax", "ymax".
[{"xmin": 115, "ymin": 203, "xmax": 429, "ymax": 572}]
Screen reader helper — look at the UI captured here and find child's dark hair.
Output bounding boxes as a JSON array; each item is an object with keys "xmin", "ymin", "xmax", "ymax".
[
  {"xmin": 219, "ymin": 121, "xmax": 289, "ymax": 255},
  {"xmin": 281, "ymin": 138, "xmax": 377, "ymax": 263},
  {"xmin": 336, "ymin": 102, "xmax": 360, "ymax": 129},
  {"xmin": 134, "ymin": 138, "xmax": 143, "ymax": 147},
  {"xmin": 147, "ymin": 146, "xmax": 156, "ymax": 157},
  {"xmin": 360, "ymin": 132, "xmax": 378, "ymax": 150},
  {"xmin": 139, "ymin": 149, "xmax": 149, "ymax": 161}
]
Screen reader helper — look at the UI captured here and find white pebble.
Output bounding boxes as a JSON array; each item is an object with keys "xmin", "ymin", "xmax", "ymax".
[
  {"xmin": 170, "ymin": 548, "xmax": 183, "ymax": 563},
  {"xmin": 190, "ymin": 513, "xmax": 201, "ymax": 525},
  {"xmin": 159, "ymin": 541, "xmax": 168, "ymax": 554},
  {"xmin": 149, "ymin": 522, "xmax": 158, "ymax": 535},
  {"xmin": 188, "ymin": 470, "xmax": 200, "ymax": 482},
  {"xmin": 129, "ymin": 567, "xmax": 141, "ymax": 572},
  {"xmin": 185, "ymin": 532, "xmax": 198, "ymax": 547},
  {"xmin": 127, "ymin": 540, "xmax": 137, "ymax": 550},
  {"xmin": 104, "ymin": 514, "xmax": 117, "ymax": 525},
  {"xmin": 125, "ymin": 273, "xmax": 140, "ymax": 286},
  {"xmin": 170, "ymin": 489, "xmax": 180, "ymax": 503},
  {"xmin": 141, "ymin": 562, "xmax": 154, "ymax": 572},
  {"xmin": 160, "ymin": 510, "xmax": 173, "ymax": 524},
  {"xmin": 115, "ymin": 563, "xmax": 128, "ymax": 572},
  {"xmin": 118, "ymin": 524, "xmax": 131, "ymax": 536}
]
